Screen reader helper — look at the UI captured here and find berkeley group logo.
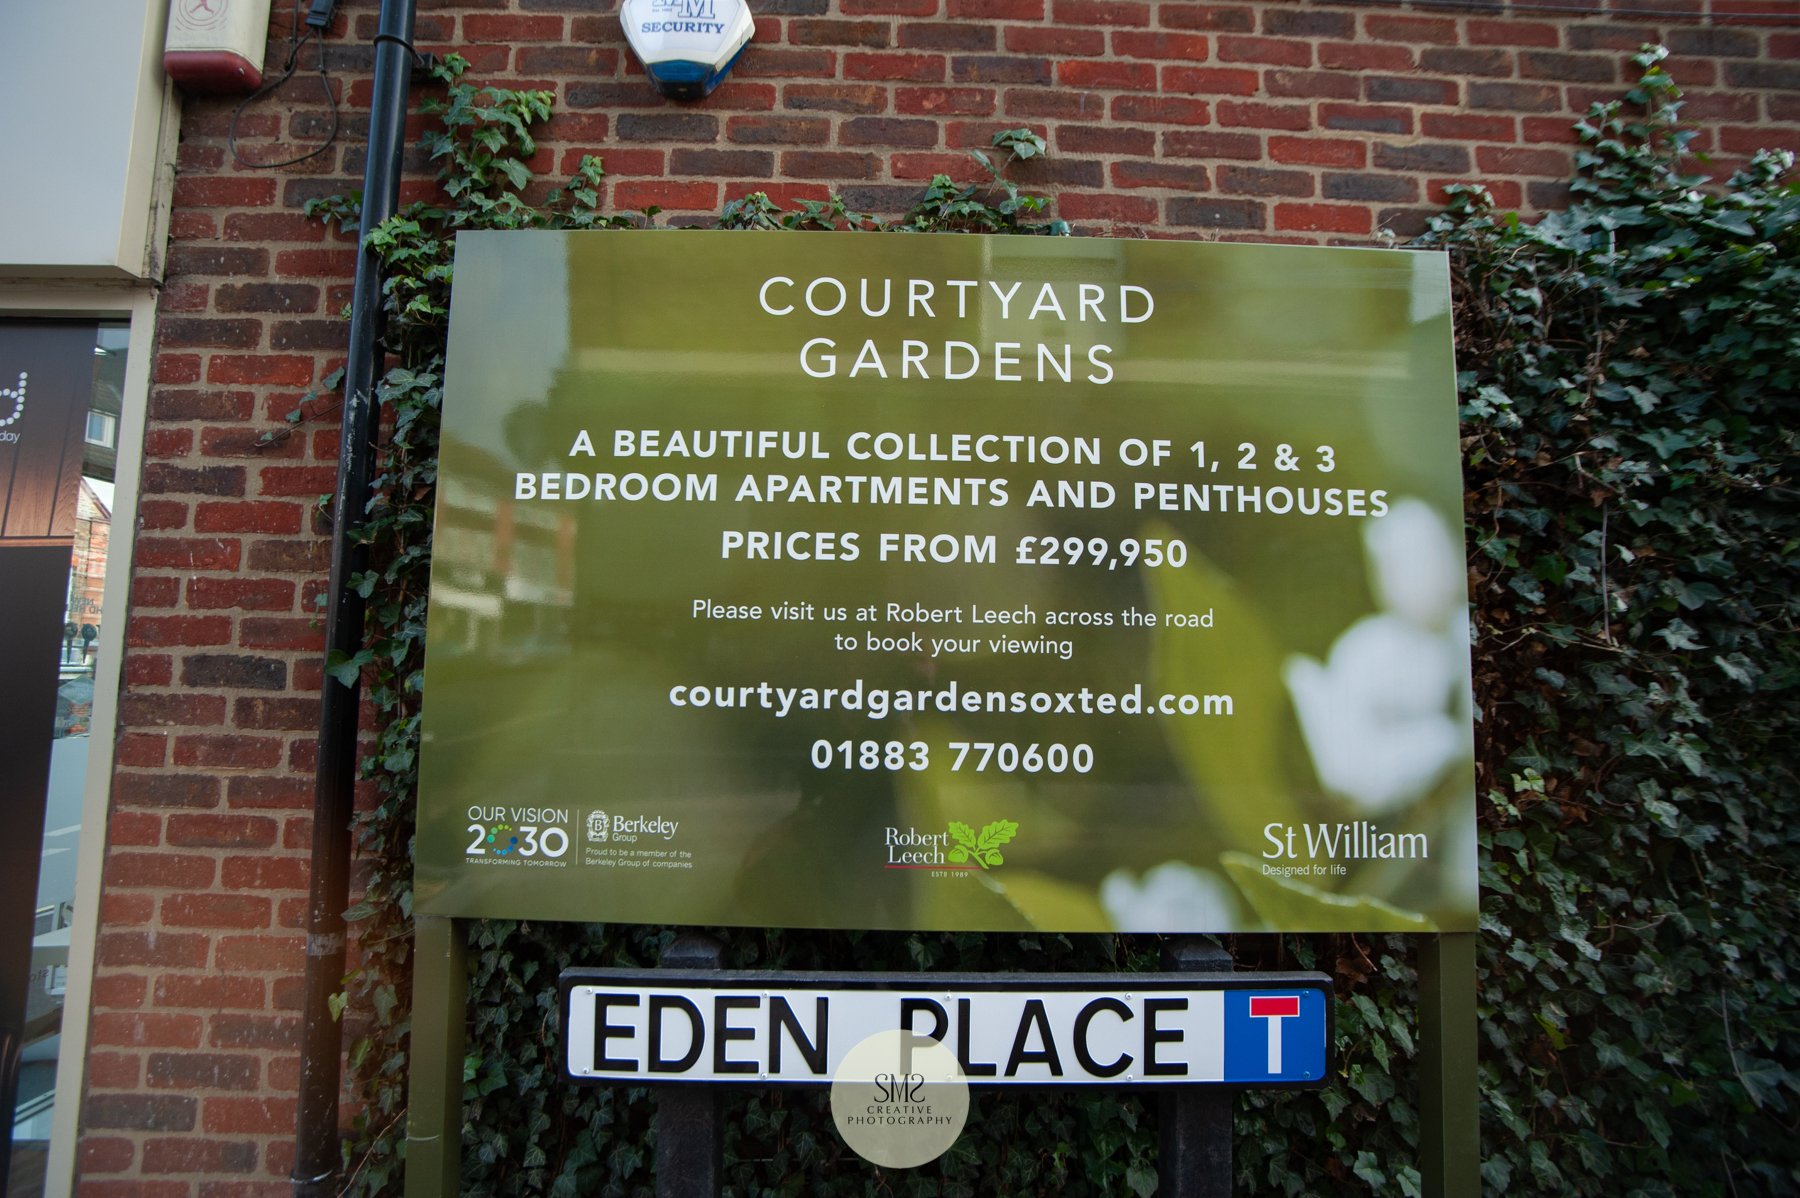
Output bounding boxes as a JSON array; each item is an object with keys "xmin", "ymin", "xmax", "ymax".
[
  {"xmin": 586, "ymin": 811, "xmax": 609, "ymax": 843},
  {"xmin": 0, "ymin": 372, "xmax": 25, "ymax": 445}
]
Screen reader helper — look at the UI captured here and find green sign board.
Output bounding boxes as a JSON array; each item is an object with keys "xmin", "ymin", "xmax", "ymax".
[{"xmin": 417, "ymin": 231, "xmax": 1475, "ymax": 934}]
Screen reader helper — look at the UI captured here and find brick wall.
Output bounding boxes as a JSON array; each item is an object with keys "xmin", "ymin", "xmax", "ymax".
[{"xmin": 80, "ymin": 0, "xmax": 1799, "ymax": 1190}]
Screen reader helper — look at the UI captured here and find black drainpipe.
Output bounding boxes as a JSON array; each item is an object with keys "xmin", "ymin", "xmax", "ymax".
[{"xmin": 292, "ymin": 0, "xmax": 418, "ymax": 1192}]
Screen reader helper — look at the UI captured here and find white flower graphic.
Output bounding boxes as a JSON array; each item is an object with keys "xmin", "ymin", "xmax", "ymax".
[
  {"xmin": 1283, "ymin": 499, "xmax": 1470, "ymax": 814},
  {"xmin": 1099, "ymin": 861, "xmax": 1239, "ymax": 931}
]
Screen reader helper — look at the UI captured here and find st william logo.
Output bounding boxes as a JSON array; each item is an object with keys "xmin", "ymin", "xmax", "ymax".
[{"xmin": 0, "ymin": 372, "xmax": 25, "ymax": 445}]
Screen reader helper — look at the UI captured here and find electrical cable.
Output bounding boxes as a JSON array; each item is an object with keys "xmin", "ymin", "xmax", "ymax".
[
  {"xmin": 227, "ymin": 0, "xmax": 341, "ymax": 169},
  {"xmin": 1338, "ymin": 0, "xmax": 1800, "ymax": 23}
]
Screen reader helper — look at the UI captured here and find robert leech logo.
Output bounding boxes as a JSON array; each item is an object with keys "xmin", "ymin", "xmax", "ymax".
[
  {"xmin": 885, "ymin": 820, "xmax": 1017, "ymax": 870},
  {"xmin": 0, "ymin": 371, "xmax": 25, "ymax": 444}
]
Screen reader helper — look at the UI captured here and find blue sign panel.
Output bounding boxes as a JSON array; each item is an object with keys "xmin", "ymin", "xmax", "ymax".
[{"xmin": 1222, "ymin": 987, "xmax": 1331, "ymax": 1085}]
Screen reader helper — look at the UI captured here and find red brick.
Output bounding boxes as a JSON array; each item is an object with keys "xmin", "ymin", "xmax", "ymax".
[
  {"xmin": 194, "ymin": 502, "xmax": 304, "ymax": 535},
  {"xmin": 1159, "ymin": 4, "xmax": 1251, "ymax": 31},
  {"xmin": 154, "ymin": 353, "xmax": 202, "ymax": 384},
  {"xmin": 1218, "ymin": 35, "xmax": 1310, "ymax": 67},
  {"xmin": 101, "ymin": 893, "xmax": 155, "ymax": 926},
  {"xmin": 81, "ymin": 1135, "xmax": 138, "ymax": 1174},
  {"xmin": 1217, "ymin": 100, "xmax": 1312, "ymax": 130},
  {"xmin": 206, "ymin": 355, "xmax": 314, "ymax": 387},
  {"xmin": 107, "ymin": 811, "xmax": 165, "ymax": 847},
  {"xmin": 841, "ymin": 0, "xmax": 937, "ymax": 18},
  {"xmin": 1111, "ymin": 96, "xmax": 1210, "ymax": 125},
  {"xmin": 1111, "ymin": 161, "xmax": 1211, "ymax": 190},
  {"xmin": 140, "ymin": 1136, "xmax": 260, "ymax": 1173},
  {"xmin": 892, "ymin": 153, "xmax": 974, "ymax": 180},
  {"xmin": 127, "ymin": 615, "xmax": 232, "ymax": 648},
  {"xmin": 161, "ymin": 893, "xmax": 272, "ymax": 930},
  {"xmin": 172, "ymin": 175, "xmax": 277, "ymax": 208},
  {"xmin": 1111, "ymin": 31, "xmax": 1209, "ymax": 59},
  {"xmin": 116, "ymin": 732, "xmax": 169, "ymax": 768},
  {"xmin": 1219, "ymin": 164, "xmax": 1315, "ymax": 196},
  {"xmin": 201, "ymin": 1097, "xmax": 297, "ymax": 1135},
  {"xmin": 1320, "ymin": 102, "xmax": 1414, "ymax": 135},
  {"xmin": 166, "ymin": 813, "xmax": 281, "ymax": 849},
  {"xmin": 273, "ymin": 249, "xmax": 357, "ymax": 277},
  {"xmin": 1364, "ymin": 15, "xmax": 1458, "ymax": 45},
  {"xmin": 845, "ymin": 52, "xmax": 946, "ymax": 81},
  {"xmin": 1422, "ymin": 112, "xmax": 1517, "ymax": 141},
  {"xmin": 612, "ymin": 181, "xmax": 720, "ymax": 211},
  {"xmin": 1164, "ymin": 130, "xmax": 1263, "ymax": 159},
  {"xmin": 1059, "ymin": 125, "xmax": 1155, "ymax": 155},
  {"xmin": 223, "ymin": 212, "xmax": 326, "ymax": 243},
  {"xmin": 1055, "ymin": 193, "xmax": 1159, "ymax": 224},
  {"xmin": 1317, "ymin": 42, "xmax": 1415, "ymax": 71},
  {"xmin": 172, "ymin": 735, "xmax": 285, "ymax": 770},
  {"xmin": 948, "ymin": 0, "xmax": 1041, "ymax": 15},
  {"xmin": 133, "ymin": 575, "xmax": 183, "ymax": 607},
  {"xmin": 841, "ymin": 117, "xmax": 941, "ymax": 147},
  {"xmin": 90, "ymin": 1011, "xmax": 205, "ymax": 1050},
  {"xmin": 91, "ymin": 975, "xmax": 149, "ymax": 1011},
  {"xmin": 231, "ymin": 697, "xmax": 319, "ymax": 732},
  {"xmin": 1467, "ymin": 19, "xmax": 1561, "ymax": 48},
  {"xmin": 185, "ymin": 577, "xmax": 296, "ymax": 610},
  {"xmin": 1005, "ymin": 26, "xmax": 1104, "ymax": 55},
  {"xmin": 1003, "ymin": 89, "xmax": 1107, "ymax": 119},
  {"xmin": 80, "ymin": 1182, "xmax": 191, "ymax": 1198},
  {"xmin": 154, "ymin": 974, "xmax": 267, "ymax": 1009},
  {"xmin": 1274, "ymin": 202, "xmax": 1373, "ymax": 233},
  {"xmin": 897, "ymin": 87, "xmax": 996, "ymax": 116},
  {"xmin": 215, "ymin": 936, "xmax": 305, "ymax": 972},
  {"xmin": 105, "ymin": 852, "xmax": 216, "ymax": 889},
  {"xmin": 1270, "ymin": 135, "xmax": 1367, "ymax": 167},
  {"xmin": 735, "ymin": 48, "xmax": 836, "ymax": 79},
  {"xmin": 1266, "ymin": 69, "xmax": 1360, "ymax": 100},
  {"xmin": 135, "ymin": 537, "xmax": 242, "ymax": 571},
  {"xmin": 115, "ymin": 767, "xmax": 223, "ymax": 804},
  {"xmin": 238, "ymin": 618, "xmax": 324, "ymax": 652},
  {"xmin": 1059, "ymin": 60, "xmax": 1157, "ymax": 90},
  {"xmin": 1052, "ymin": 0, "xmax": 1149, "ymax": 25},
  {"xmin": 462, "ymin": 14, "xmax": 562, "ymax": 41},
  {"xmin": 1476, "ymin": 145, "xmax": 1573, "ymax": 175},
  {"xmin": 221, "ymin": 855, "xmax": 311, "ymax": 890},
  {"xmin": 782, "ymin": 150, "xmax": 882, "ymax": 179}
]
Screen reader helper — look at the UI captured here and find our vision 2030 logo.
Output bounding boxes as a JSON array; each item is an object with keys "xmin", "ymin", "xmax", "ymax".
[{"xmin": 884, "ymin": 820, "xmax": 1018, "ymax": 870}]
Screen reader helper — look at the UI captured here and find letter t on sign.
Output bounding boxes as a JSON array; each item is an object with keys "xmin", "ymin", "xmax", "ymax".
[{"xmin": 1247, "ymin": 996, "xmax": 1300, "ymax": 1074}]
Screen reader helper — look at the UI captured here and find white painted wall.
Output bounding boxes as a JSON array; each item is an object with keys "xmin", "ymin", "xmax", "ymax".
[{"xmin": 0, "ymin": 0, "xmax": 176, "ymax": 279}]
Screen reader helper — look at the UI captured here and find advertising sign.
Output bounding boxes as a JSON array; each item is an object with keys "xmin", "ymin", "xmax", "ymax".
[
  {"xmin": 417, "ymin": 232, "xmax": 1475, "ymax": 933},
  {"xmin": 561, "ymin": 970, "xmax": 1332, "ymax": 1087}
]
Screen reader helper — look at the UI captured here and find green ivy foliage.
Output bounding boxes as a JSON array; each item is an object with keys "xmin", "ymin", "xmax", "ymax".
[
  {"xmin": 310, "ymin": 50, "xmax": 1798, "ymax": 1198},
  {"xmin": 1420, "ymin": 47, "xmax": 1799, "ymax": 1197}
]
